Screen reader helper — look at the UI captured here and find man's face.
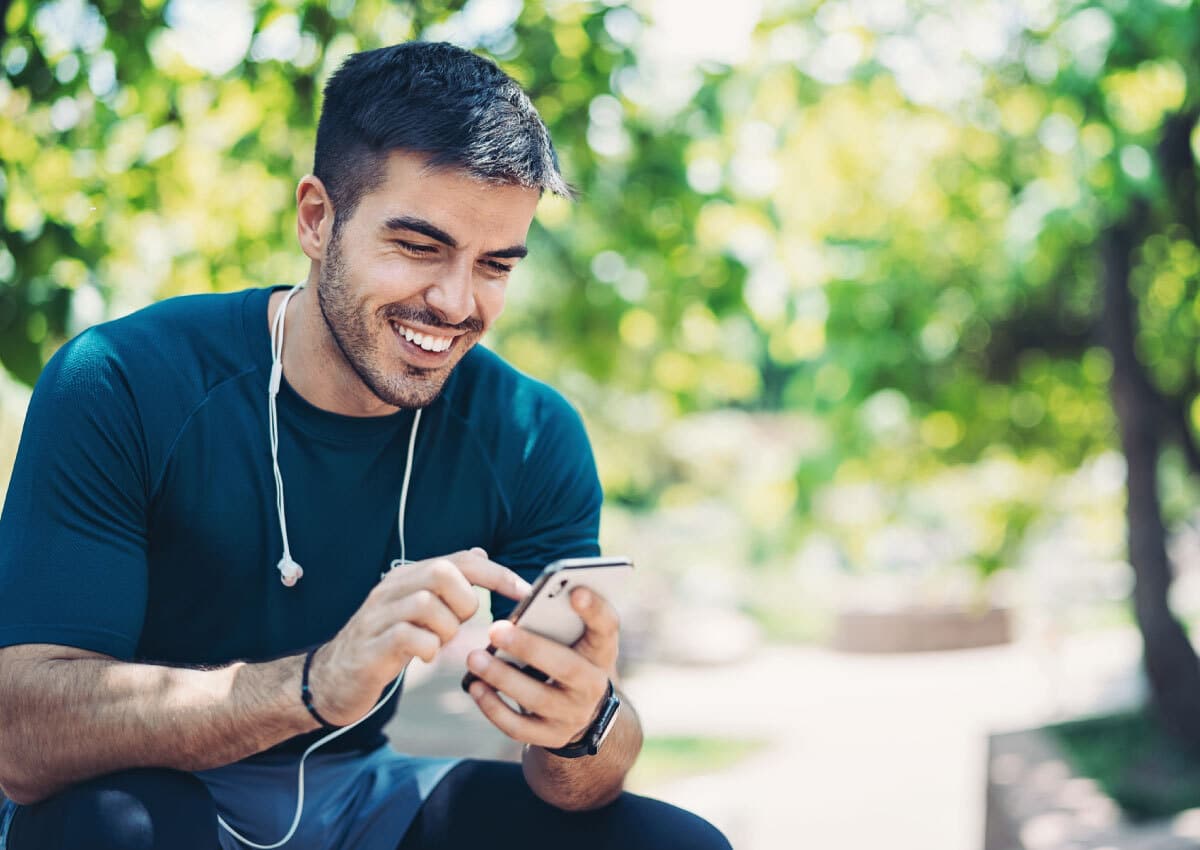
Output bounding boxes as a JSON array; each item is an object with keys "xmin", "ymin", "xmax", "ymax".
[{"xmin": 316, "ymin": 151, "xmax": 541, "ymax": 409}]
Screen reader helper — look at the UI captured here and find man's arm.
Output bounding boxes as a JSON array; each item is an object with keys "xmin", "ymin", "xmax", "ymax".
[
  {"xmin": 0, "ymin": 551, "xmax": 531, "ymax": 807},
  {"xmin": 0, "ymin": 643, "xmax": 317, "ymax": 805}
]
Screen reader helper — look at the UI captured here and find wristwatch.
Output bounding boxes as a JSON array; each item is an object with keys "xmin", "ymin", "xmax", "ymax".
[{"xmin": 547, "ymin": 680, "xmax": 621, "ymax": 758}]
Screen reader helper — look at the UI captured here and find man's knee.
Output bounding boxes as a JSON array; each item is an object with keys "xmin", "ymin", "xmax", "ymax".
[
  {"xmin": 10, "ymin": 768, "xmax": 220, "ymax": 850},
  {"xmin": 667, "ymin": 808, "xmax": 733, "ymax": 850},
  {"xmin": 83, "ymin": 768, "xmax": 217, "ymax": 847},
  {"xmin": 605, "ymin": 792, "xmax": 733, "ymax": 850}
]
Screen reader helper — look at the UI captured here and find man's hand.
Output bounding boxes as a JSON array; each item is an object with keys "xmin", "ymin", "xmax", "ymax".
[
  {"xmin": 308, "ymin": 548, "xmax": 531, "ymax": 727},
  {"xmin": 465, "ymin": 586, "xmax": 618, "ymax": 749}
]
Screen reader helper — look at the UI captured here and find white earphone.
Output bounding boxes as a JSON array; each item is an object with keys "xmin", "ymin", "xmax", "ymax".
[
  {"xmin": 218, "ymin": 284, "xmax": 418, "ymax": 848},
  {"xmin": 267, "ymin": 283, "xmax": 422, "ymax": 587},
  {"xmin": 268, "ymin": 284, "xmax": 304, "ymax": 587}
]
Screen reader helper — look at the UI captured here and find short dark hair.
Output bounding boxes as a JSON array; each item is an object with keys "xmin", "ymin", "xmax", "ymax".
[{"xmin": 314, "ymin": 42, "xmax": 572, "ymax": 229}]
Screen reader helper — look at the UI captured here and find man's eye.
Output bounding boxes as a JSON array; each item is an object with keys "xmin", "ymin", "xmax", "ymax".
[
  {"xmin": 484, "ymin": 261, "xmax": 513, "ymax": 274},
  {"xmin": 398, "ymin": 241, "xmax": 436, "ymax": 255}
]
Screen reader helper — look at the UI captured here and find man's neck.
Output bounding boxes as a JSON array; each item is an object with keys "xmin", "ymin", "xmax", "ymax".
[{"xmin": 269, "ymin": 280, "xmax": 400, "ymax": 419}]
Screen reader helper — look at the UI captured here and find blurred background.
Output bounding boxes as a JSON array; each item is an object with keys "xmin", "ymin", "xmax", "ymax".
[{"xmin": 4, "ymin": 0, "xmax": 1200, "ymax": 847}]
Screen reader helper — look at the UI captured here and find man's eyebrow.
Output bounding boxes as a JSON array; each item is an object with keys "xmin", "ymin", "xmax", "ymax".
[
  {"xmin": 382, "ymin": 216, "xmax": 458, "ymax": 248},
  {"xmin": 381, "ymin": 215, "xmax": 527, "ymax": 259},
  {"xmin": 483, "ymin": 245, "xmax": 528, "ymax": 260}
]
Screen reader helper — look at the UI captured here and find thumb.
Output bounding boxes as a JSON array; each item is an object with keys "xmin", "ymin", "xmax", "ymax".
[{"xmin": 571, "ymin": 587, "xmax": 620, "ymax": 669}]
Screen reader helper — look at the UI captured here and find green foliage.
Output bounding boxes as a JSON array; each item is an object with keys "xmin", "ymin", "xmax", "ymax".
[
  {"xmin": 3, "ymin": 0, "xmax": 1200, "ymax": 584},
  {"xmin": 626, "ymin": 735, "xmax": 767, "ymax": 790},
  {"xmin": 1052, "ymin": 709, "xmax": 1200, "ymax": 821},
  {"xmin": 969, "ymin": 500, "xmax": 1039, "ymax": 581}
]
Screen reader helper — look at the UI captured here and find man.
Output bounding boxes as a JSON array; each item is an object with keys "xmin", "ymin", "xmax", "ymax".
[{"xmin": 0, "ymin": 42, "xmax": 730, "ymax": 850}]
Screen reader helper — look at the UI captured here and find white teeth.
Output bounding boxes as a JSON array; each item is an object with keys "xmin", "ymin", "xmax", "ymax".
[{"xmin": 395, "ymin": 322, "xmax": 452, "ymax": 353}]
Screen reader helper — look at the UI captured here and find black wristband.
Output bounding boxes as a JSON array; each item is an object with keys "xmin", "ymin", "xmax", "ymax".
[
  {"xmin": 301, "ymin": 646, "xmax": 342, "ymax": 731},
  {"xmin": 547, "ymin": 680, "xmax": 620, "ymax": 758}
]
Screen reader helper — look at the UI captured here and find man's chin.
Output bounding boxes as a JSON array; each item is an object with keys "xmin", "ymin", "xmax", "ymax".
[
  {"xmin": 367, "ymin": 336, "xmax": 476, "ymax": 409},
  {"xmin": 368, "ymin": 360, "xmax": 458, "ymax": 409}
]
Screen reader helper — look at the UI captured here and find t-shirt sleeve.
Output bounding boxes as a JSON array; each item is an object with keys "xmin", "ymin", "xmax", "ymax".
[
  {"xmin": 0, "ymin": 331, "xmax": 150, "ymax": 659},
  {"xmin": 489, "ymin": 389, "xmax": 602, "ymax": 620}
]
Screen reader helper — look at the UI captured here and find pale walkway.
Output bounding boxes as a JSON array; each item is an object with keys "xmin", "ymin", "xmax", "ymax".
[{"xmin": 387, "ymin": 624, "xmax": 1145, "ymax": 850}]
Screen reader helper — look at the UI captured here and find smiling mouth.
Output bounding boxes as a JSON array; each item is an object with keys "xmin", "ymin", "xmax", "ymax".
[{"xmin": 389, "ymin": 320, "xmax": 458, "ymax": 354}]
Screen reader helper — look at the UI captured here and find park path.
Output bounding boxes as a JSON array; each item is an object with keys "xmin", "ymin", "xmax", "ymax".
[{"xmin": 387, "ymin": 618, "xmax": 1145, "ymax": 850}]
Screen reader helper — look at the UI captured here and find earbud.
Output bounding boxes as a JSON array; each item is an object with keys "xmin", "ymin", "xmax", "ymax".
[{"xmin": 278, "ymin": 555, "xmax": 303, "ymax": 587}]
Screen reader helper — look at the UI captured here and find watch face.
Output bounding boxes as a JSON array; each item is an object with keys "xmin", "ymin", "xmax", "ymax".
[
  {"xmin": 595, "ymin": 705, "xmax": 619, "ymax": 747},
  {"xmin": 548, "ymin": 685, "xmax": 621, "ymax": 758},
  {"xmin": 592, "ymin": 695, "xmax": 621, "ymax": 752}
]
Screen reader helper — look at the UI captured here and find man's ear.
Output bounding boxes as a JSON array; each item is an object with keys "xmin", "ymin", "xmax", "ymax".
[{"xmin": 296, "ymin": 175, "xmax": 335, "ymax": 262}]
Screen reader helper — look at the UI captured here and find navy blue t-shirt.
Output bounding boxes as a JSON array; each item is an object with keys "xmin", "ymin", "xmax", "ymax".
[{"xmin": 0, "ymin": 286, "xmax": 602, "ymax": 752}]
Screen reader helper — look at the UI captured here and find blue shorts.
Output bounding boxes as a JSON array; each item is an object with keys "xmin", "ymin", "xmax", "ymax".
[
  {"xmin": 0, "ymin": 746, "xmax": 460, "ymax": 850},
  {"xmin": 0, "ymin": 800, "xmax": 14, "ymax": 850}
]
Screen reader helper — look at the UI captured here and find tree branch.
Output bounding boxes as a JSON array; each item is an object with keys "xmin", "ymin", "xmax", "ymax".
[
  {"xmin": 1171, "ymin": 396, "xmax": 1200, "ymax": 478},
  {"xmin": 1157, "ymin": 109, "xmax": 1200, "ymax": 244},
  {"xmin": 1154, "ymin": 108, "xmax": 1200, "ymax": 477}
]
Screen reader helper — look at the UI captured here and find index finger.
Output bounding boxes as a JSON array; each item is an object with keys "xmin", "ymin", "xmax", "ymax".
[{"xmin": 453, "ymin": 548, "xmax": 532, "ymax": 601}]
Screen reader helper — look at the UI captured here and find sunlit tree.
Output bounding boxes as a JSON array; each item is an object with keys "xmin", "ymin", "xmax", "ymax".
[{"xmin": 5, "ymin": 0, "xmax": 1200, "ymax": 746}]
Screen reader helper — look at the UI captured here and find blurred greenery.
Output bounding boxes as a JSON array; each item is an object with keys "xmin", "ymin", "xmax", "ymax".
[
  {"xmin": 1052, "ymin": 709, "xmax": 1200, "ymax": 821},
  {"xmin": 5, "ymin": 0, "xmax": 1200, "ymax": 734},
  {"xmin": 626, "ymin": 734, "xmax": 767, "ymax": 790}
]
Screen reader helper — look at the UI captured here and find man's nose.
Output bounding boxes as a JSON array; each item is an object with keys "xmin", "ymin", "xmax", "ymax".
[{"xmin": 424, "ymin": 260, "xmax": 476, "ymax": 326}]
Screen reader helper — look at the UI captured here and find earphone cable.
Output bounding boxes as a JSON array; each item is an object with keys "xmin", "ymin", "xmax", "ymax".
[
  {"xmin": 269, "ymin": 285, "xmax": 303, "ymax": 576},
  {"xmin": 397, "ymin": 408, "xmax": 421, "ymax": 565},
  {"xmin": 221, "ymin": 283, "xmax": 423, "ymax": 846},
  {"xmin": 216, "ymin": 665, "xmax": 409, "ymax": 849}
]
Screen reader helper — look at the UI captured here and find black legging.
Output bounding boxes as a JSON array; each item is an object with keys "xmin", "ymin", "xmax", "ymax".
[
  {"xmin": 5, "ymin": 768, "xmax": 223, "ymax": 849},
  {"xmin": 396, "ymin": 760, "xmax": 731, "ymax": 850},
  {"xmin": 5, "ymin": 761, "xmax": 732, "ymax": 850}
]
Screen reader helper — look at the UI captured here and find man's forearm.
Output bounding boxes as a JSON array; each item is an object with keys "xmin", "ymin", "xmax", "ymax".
[
  {"xmin": 521, "ymin": 688, "xmax": 643, "ymax": 811},
  {"xmin": 0, "ymin": 651, "xmax": 318, "ymax": 805}
]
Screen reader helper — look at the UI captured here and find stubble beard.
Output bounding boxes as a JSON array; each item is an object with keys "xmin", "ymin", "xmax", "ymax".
[{"xmin": 315, "ymin": 229, "xmax": 481, "ymax": 410}]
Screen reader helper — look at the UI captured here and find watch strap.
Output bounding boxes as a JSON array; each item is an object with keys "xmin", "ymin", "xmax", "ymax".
[{"xmin": 547, "ymin": 680, "xmax": 620, "ymax": 758}]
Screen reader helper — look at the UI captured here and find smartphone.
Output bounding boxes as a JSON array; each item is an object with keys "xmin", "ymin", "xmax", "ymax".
[{"xmin": 461, "ymin": 555, "xmax": 634, "ymax": 691}]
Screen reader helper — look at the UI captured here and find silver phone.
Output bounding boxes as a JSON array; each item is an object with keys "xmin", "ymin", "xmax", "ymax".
[{"xmin": 462, "ymin": 555, "xmax": 634, "ymax": 690}]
